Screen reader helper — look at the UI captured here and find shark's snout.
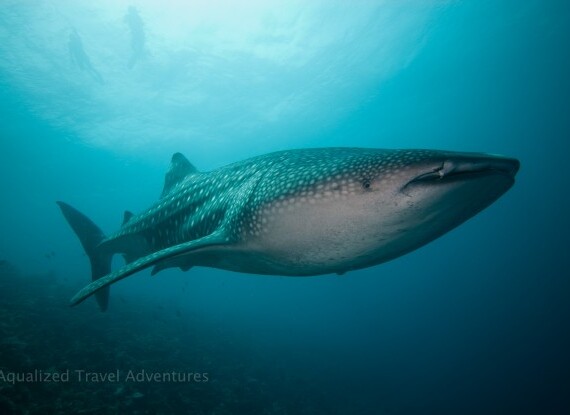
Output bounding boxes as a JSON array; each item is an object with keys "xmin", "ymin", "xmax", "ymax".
[
  {"xmin": 442, "ymin": 155, "xmax": 520, "ymax": 179},
  {"xmin": 409, "ymin": 154, "xmax": 520, "ymax": 186}
]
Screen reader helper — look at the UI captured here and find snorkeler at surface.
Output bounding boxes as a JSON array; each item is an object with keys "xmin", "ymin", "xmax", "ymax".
[
  {"xmin": 68, "ymin": 29, "xmax": 104, "ymax": 84},
  {"xmin": 124, "ymin": 6, "xmax": 146, "ymax": 69}
]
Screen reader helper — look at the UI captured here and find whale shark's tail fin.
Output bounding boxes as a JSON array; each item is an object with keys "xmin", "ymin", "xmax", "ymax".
[{"xmin": 57, "ymin": 201, "xmax": 112, "ymax": 311}]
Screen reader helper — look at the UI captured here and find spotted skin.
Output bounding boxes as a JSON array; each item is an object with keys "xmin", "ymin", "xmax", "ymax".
[
  {"xmin": 111, "ymin": 148, "xmax": 433, "ymax": 253},
  {"xmin": 64, "ymin": 147, "xmax": 519, "ymax": 307}
]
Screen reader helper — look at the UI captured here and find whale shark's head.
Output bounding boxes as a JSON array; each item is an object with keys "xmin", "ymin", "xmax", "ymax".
[
  {"xmin": 347, "ymin": 149, "xmax": 520, "ymax": 265},
  {"xmin": 370, "ymin": 150, "xmax": 519, "ymax": 216},
  {"xmin": 241, "ymin": 148, "xmax": 520, "ymax": 275},
  {"xmin": 399, "ymin": 151, "xmax": 519, "ymax": 204}
]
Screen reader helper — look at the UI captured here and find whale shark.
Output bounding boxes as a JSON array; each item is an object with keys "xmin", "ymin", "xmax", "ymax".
[{"xmin": 58, "ymin": 148, "xmax": 519, "ymax": 310}]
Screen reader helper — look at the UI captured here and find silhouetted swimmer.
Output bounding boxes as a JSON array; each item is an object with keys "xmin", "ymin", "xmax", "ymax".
[
  {"xmin": 124, "ymin": 6, "xmax": 146, "ymax": 69},
  {"xmin": 68, "ymin": 29, "xmax": 103, "ymax": 84}
]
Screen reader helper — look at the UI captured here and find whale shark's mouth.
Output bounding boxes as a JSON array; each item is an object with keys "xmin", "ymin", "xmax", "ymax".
[{"xmin": 406, "ymin": 155, "xmax": 520, "ymax": 187}]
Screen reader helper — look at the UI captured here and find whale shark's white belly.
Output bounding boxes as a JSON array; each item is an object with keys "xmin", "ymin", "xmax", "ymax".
[{"xmin": 209, "ymin": 196, "xmax": 409, "ymax": 276}]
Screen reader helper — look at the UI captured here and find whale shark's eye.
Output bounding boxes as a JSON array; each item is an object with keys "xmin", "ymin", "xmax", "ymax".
[{"xmin": 362, "ymin": 179, "xmax": 371, "ymax": 189}]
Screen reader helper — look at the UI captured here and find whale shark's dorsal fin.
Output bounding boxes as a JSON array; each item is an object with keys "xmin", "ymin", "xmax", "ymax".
[
  {"xmin": 122, "ymin": 210, "xmax": 134, "ymax": 225},
  {"xmin": 161, "ymin": 152, "xmax": 199, "ymax": 198}
]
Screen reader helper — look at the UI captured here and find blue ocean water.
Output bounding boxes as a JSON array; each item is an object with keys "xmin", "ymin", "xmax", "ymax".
[{"xmin": 0, "ymin": 0, "xmax": 569, "ymax": 414}]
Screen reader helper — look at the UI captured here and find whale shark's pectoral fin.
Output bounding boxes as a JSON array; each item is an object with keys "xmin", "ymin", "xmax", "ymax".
[{"xmin": 70, "ymin": 232, "xmax": 229, "ymax": 307}]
